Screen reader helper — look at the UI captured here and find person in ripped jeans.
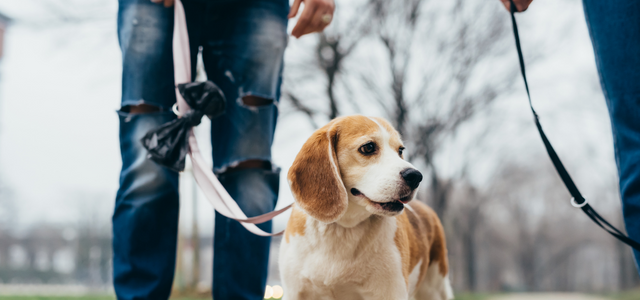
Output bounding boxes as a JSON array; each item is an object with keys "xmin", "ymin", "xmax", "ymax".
[
  {"xmin": 503, "ymin": 0, "xmax": 640, "ymax": 275},
  {"xmin": 113, "ymin": 0, "xmax": 334, "ymax": 299}
]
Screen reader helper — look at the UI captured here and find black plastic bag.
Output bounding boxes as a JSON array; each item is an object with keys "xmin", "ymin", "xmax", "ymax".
[{"xmin": 141, "ymin": 81, "xmax": 226, "ymax": 172}]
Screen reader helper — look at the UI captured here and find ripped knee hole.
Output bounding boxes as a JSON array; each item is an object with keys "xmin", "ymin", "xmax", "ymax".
[
  {"xmin": 223, "ymin": 160, "xmax": 272, "ymax": 173},
  {"xmin": 122, "ymin": 104, "xmax": 161, "ymax": 114},
  {"xmin": 241, "ymin": 96, "xmax": 274, "ymax": 107}
]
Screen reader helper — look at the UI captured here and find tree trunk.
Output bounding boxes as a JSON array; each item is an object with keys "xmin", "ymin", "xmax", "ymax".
[{"xmin": 464, "ymin": 226, "xmax": 477, "ymax": 291}]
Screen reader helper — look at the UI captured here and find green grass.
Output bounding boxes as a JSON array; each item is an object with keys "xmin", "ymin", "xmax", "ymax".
[
  {"xmin": 0, "ymin": 297, "xmax": 208, "ymax": 300},
  {"xmin": 452, "ymin": 292, "xmax": 640, "ymax": 300},
  {"xmin": 607, "ymin": 289, "xmax": 640, "ymax": 300},
  {"xmin": 0, "ymin": 297, "xmax": 115, "ymax": 300},
  {"xmin": 453, "ymin": 293, "xmax": 492, "ymax": 300}
]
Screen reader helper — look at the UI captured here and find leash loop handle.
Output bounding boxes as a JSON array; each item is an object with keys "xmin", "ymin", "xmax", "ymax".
[{"xmin": 508, "ymin": 0, "xmax": 640, "ymax": 250}]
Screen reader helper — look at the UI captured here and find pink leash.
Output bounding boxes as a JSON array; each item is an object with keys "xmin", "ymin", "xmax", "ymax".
[{"xmin": 172, "ymin": 0, "xmax": 291, "ymax": 237}]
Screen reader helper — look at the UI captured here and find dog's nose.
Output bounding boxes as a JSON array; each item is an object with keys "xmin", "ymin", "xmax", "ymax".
[{"xmin": 401, "ymin": 168, "xmax": 423, "ymax": 190}]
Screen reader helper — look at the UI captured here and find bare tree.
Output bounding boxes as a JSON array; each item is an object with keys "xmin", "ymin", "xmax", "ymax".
[
  {"xmin": 0, "ymin": 179, "xmax": 16, "ymax": 230},
  {"xmin": 449, "ymin": 182, "xmax": 488, "ymax": 291},
  {"xmin": 72, "ymin": 191, "xmax": 112, "ymax": 287},
  {"xmin": 0, "ymin": 182, "xmax": 16, "ymax": 270},
  {"xmin": 284, "ymin": 0, "xmax": 516, "ymax": 219},
  {"xmin": 282, "ymin": 0, "xmax": 373, "ymax": 127},
  {"xmin": 479, "ymin": 161, "xmax": 600, "ymax": 291}
]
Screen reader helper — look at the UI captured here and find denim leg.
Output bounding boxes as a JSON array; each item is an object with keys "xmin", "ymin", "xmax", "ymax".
[
  {"xmin": 199, "ymin": 1, "xmax": 288, "ymax": 299},
  {"xmin": 118, "ymin": 0, "xmax": 176, "ymax": 110},
  {"xmin": 118, "ymin": 0, "xmax": 205, "ymax": 110},
  {"xmin": 583, "ymin": 0, "xmax": 640, "ymax": 273},
  {"xmin": 213, "ymin": 169, "xmax": 279, "ymax": 300},
  {"xmin": 202, "ymin": 0, "xmax": 288, "ymax": 172},
  {"xmin": 116, "ymin": 1, "xmax": 180, "ymax": 299},
  {"xmin": 115, "ymin": 0, "xmax": 208, "ymax": 298},
  {"xmin": 113, "ymin": 112, "xmax": 180, "ymax": 300}
]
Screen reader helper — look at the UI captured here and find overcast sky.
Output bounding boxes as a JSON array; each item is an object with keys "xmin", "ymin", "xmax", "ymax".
[{"xmin": 0, "ymin": 0, "xmax": 619, "ymax": 235}]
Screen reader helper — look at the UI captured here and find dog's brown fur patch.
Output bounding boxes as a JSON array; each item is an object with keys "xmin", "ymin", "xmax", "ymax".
[
  {"xmin": 395, "ymin": 201, "xmax": 449, "ymax": 288},
  {"xmin": 285, "ymin": 205, "xmax": 307, "ymax": 243},
  {"xmin": 288, "ymin": 120, "xmax": 347, "ymax": 223}
]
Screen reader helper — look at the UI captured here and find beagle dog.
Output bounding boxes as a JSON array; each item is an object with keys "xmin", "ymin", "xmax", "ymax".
[{"xmin": 279, "ymin": 115, "xmax": 453, "ymax": 300}]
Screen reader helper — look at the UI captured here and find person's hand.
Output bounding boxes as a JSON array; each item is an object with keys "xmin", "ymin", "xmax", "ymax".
[
  {"xmin": 500, "ymin": 0, "xmax": 533, "ymax": 12},
  {"xmin": 289, "ymin": 0, "xmax": 335, "ymax": 38},
  {"xmin": 151, "ymin": 0, "xmax": 174, "ymax": 8}
]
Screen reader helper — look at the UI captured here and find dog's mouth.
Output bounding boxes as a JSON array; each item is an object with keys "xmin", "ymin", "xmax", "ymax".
[
  {"xmin": 350, "ymin": 188, "xmax": 410, "ymax": 213},
  {"xmin": 373, "ymin": 199, "xmax": 405, "ymax": 212},
  {"xmin": 398, "ymin": 193, "xmax": 412, "ymax": 204}
]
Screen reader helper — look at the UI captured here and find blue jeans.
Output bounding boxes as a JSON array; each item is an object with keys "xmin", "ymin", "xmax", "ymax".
[
  {"xmin": 114, "ymin": 0, "xmax": 288, "ymax": 299},
  {"xmin": 583, "ymin": 0, "xmax": 640, "ymax": 273}
]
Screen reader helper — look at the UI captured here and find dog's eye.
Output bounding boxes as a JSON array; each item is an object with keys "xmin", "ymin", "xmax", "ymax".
[
  {"xmin": 399, "ymin": 147, "xmax": 405, "ymax": 156},
  {"xmin": 359, "ymin": 142, "xmax": 376, "ymax": 155}
]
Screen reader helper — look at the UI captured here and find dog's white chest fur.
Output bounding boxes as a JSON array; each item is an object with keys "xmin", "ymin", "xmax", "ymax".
[{"xmin": 279, "ymin": 216, "xmax": 409, "ymax": 300}]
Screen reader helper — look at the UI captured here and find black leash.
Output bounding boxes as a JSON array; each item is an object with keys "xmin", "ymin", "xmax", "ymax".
[{"xmin": 508, "ymin": 0, "xmax": 640, "ymax": 251}]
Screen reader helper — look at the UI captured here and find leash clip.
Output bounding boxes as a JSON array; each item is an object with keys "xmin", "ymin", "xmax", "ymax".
[{"xmin": 570, "ymin": 197, "xmax": 588, "ymax": 208}]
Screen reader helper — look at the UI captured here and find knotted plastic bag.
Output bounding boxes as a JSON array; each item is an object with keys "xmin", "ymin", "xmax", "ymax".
[{"xmin": 141, "ymin": 81, "xmax": 226, "ymax": 172}]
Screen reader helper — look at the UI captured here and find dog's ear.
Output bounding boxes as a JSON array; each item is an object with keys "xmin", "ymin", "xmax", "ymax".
[{"xmin": 288, "ymin": 122, "xmax": 348, "ymax": 223}]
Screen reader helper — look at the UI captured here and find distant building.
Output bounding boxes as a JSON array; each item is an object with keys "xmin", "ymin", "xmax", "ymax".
[{"xmin": 0, "ymin": 11, "xmax": 11, "ymax": 60}]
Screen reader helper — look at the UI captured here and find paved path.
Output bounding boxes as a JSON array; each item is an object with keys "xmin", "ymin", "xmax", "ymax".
[{"xmin": 489, "ymin": 293, "xmax": 610, "ymax": 300}]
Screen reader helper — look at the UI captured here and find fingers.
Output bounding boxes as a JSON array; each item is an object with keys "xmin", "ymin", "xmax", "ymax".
[
  {"xmin": 291, "ymin": 0, "xmax": 335, "ymax": 38},
  {"xmin": 291, "ymin": 1, "xmax": 317, "ymax": 38},
  {"xmin": 500, "ymin": 0, "xmax": 510, "ymax": 11},
  {"xmin": 296, "ymin": 8, "xmax": 327, "ymax": 37},
  {"xmin": 500, "ymin": 0, "xmax": 532, "ymax": 12},
  {"xmin": 150, "ymin": 0, "xmax": 174, "ymax": 7},
  {"xmin": 289, "ymin": 0, "xmax": 303, "ymax": 19},
  {"xmin": 305, "ymin": 9, "xmax": 334, "ymax": 36},
  {"xmin": 308, "ymin": 8, "xmax": 330, "ymax": 34}
]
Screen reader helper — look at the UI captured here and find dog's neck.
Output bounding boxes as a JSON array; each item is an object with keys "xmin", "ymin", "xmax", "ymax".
[
  {"xmin": 336, "ymin": 200, "xmax": 374, "ymax": 228},
  {"xmin": 305, "ymin": 207, "xmax": 395, "ymax": 261}
]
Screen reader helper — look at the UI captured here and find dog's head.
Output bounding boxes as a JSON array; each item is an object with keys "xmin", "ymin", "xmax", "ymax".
[{"xmin": 288, "ymin": 115, "xmax": 422, "ymax": 223}]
